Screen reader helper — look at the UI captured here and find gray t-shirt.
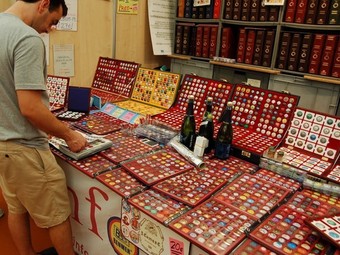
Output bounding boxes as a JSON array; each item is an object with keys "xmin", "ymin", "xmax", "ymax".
[{"xmin": 0, "ymin": 13, "xmax": 49, "ymax": 149}]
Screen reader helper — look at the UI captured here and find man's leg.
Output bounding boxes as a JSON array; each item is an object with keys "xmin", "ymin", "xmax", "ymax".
[
  {"xmin": 48, "ymin": 217, "xmax": 75, "ymax": 255},
  {"xmin": 8, "ymin": 212, "xmax": 36, "ymax": 255}
]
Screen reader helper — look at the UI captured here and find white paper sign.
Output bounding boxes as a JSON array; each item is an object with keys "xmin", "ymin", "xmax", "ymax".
[
  {"xmin": 57, "ymin": 0, "xmax": 78, "ymax": 31},
  {"xmin": 148, "ymin": 0, "xmax": 176, "ymax": 55},
  {"xmin": 53, "ymin": 44, "xmax": 75, "ymax": 77}
]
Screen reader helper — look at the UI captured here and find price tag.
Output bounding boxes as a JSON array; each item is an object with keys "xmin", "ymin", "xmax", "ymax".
[{"xmin": 169, "ymin": 238, "xmax": 184, "ymax": 255}]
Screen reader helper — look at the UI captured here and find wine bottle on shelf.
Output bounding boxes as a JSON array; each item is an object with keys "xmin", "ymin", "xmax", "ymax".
[
  {"xmin": 198, "ymin": 97, "xmax": 214, "ymax": 153},
  {"xmin": 214, "ymin": 101, "xmax": 233, "ymax": 160},
  {"xmin": 179, "ymin": 95, "xmax": 196, "ymax": 150}
]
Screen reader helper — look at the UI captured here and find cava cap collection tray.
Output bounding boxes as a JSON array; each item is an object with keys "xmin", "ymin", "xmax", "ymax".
[
  {"xmin": 152, "ymin": 155, "xmax": 257, "ymax": 207},
  {"xmin": 114, "ymin": 67, "xmax": 181, "ymax": 116},
  {"xmin": 72, "ymin": 111, "xmax": 125, "ymax": 135},
  {"xmin": 279, "ymin": 107, "xmax": 340, "ymax": 182},
  {"xmin": 46, "ymin": 75, "xmax": 69, "ymax": 112},
  {"xmin": 153, "ymin": 74, "xmax": 233, "ymax": 131},
  {"xmin": 90, "ymin": 57, "xmax": 141, "ymax": 104},
  {"xmin": 100, "ymin": 131, "xmax": 161, "ymax": 164},
  {"xmin": 229, "ymin": 84, "xmax": 300, "ymax": 163},
  {"xmin": 249, "ymin": 205, "xmax": 335, "ymax": 255},
  {"xmin": 304, "ymin": 212, "xmax": 340, "ymax": 249}
]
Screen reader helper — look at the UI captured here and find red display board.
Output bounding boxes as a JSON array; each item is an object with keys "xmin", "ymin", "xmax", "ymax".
[
  {"xmin": 279, "ymin": 107, "xmax": 340, "ymax": 181},
  {"xmin": 250, "ymin": 205, "xmax": 334, "ymax": 255},
  {"xmin": 91, "ymin": 57, "xmax": 141, "ymax": 104},
  {"xmin": 46, "ymin": 75, "xmax": 69, "ymax": 112},
  {"xmin": 121, "ymin": 149, "xmax": 194, "ymax": 186},
  {"xmin": 153, "ymin": 74, "xmax": 234, "ymax": 130}
]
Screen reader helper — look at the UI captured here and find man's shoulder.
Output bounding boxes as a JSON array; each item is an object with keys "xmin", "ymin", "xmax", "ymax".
[{"xmin": 0, "ymin": 13, "xmax": 39, "ymax": 37}]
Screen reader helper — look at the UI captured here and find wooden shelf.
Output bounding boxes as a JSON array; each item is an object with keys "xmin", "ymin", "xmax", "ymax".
[
  {"xmin": 167, "ymin": 54, "xmax": 192, "ymax": 60},
  {"xmin": 221, "ymin": 20, "xmax": 278, "ymax": 27},
  {"xmin": 281, "ymin": 22, "xmax": 340, "ymax": 31},
  {"xmin": 176, "ymin": 18, "xmax": 219, "ymax": 24},
  {"xmin": 304, "ymin": 75, "xmax": 340, "ymax": 85},
  {"xmin": 210, "ymin": 61, "xmax": 281, "ymax": 75}
]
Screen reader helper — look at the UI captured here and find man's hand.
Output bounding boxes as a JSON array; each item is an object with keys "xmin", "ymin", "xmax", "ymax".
[{"xmin": 64, "ymin": 130, "xmax": 88, "ymax": 152}]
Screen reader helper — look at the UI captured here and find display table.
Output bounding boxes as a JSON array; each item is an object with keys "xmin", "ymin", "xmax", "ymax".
[{"xmin": 57, "ymin": 158, "xmax": 191, "ymax": 255}]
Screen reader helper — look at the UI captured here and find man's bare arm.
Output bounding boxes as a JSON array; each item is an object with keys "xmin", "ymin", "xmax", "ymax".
[{"xmin": 16, "ymin": 90, "xmax": 87, "ymax": 152}]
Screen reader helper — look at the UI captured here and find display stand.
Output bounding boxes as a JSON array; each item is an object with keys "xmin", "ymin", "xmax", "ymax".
[{"xmin": 57, "ymin": 158, "xmax": 191, "ymax": 255}]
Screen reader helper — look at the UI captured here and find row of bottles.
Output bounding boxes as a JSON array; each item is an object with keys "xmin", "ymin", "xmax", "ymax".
[{"xmin": 179, "ymin": 95, "xmax": 233, "ymax": 160}]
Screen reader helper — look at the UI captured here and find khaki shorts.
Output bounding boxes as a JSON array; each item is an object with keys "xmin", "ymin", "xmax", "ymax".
[{"xmin": 0, "ymin": 141, "xmax": 71, "ymax": 228}]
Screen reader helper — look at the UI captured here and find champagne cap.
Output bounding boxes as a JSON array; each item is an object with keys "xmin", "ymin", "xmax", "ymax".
[
  {"xmin": 227, "ymin": 101, "xmax": 233, "ymax": 106},
  {"xmin": 188, "ymin": 95, "xmax": 194, "ymax": 100},
  {"xmin": 207, "ymin": 97, "xmax": 213, "ymax": 102}
]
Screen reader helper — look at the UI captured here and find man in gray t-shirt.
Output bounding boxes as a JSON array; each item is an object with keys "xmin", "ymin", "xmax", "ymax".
[{"xmin": 0, "ymin": 1, "xmax": 87, "ymax": 255}]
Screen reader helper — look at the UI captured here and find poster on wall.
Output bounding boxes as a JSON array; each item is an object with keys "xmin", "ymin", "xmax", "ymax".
[
  {"xmin": 57, "ymin": 0, "xmax": 78, "ymax": 31},
  {"xmin": 148, "ymin": 0, "xmax": 176, "ymax": 55},
  {"xmin": 117, "ymin": 0, "xmax": 139, "ymax": 14},
  {"xmin": 53, "ymin": 44, "xmax": 75, "ymax": 77}
]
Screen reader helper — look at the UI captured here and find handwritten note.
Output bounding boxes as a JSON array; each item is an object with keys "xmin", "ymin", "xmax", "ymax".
[
  {"xmin": 57, "ymin": 0, "xmax": 78, "ymax": 31},
  {"xmin": 117, "ymin": 0, "xmax": 139, "ymax": 15}
]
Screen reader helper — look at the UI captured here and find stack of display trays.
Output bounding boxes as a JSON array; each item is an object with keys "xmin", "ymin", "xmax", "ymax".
[
  {"xmin": 230, "ymin": 238, "xmax": 279, "ymax": 254},
  {"xmin": 153, "ymin": 74, "xmax": 234, "ymax": 131},
  {"xmin": 46, "ymin": 75, "xmax": 69, "ymax": 112},
  {"xmin": 278, "ymin": 107, "xmax": 340, "ymax": 182},
  {"xmin": 203, "ymin": 154, "xmax": 259, "ymax": 174},
  {"xmin": 95, "ymin": 167, "xmax": 146, "ymax": 198},
  {"xmin": 285, "ymin": 189, "xmax": 340, "ymax": 217},
  {"xmin": 169, "ymin": 198, "xmax": 258, "ymax": 255},
  {"xmin": 72, "ymin": 111, "xmax": 126, "ymax": 135},
  {"xmin": 152, "ymin": 155, "xmax": 257, "ymax": 207},
  {"xmin": 249, "ymin": 205, "xmax": 335, "ymax": 255},
  {"xmin": 168, "ymin": 172, "xmax": 292, "ymax": 255},
  {"xmin": 124, "ymin": 189, "xmax": 190, "ymax": 224},
  {"xmin": 121, "ymin": 149, "xmax": 194, "ymax": 186},
  {"xmin": 214, "ymin": 173, "xmax": 291, "ymax": 220},
  {"xmin": 90, "ymin": 57, "xmax": 140, "ymax": 105},
  {"xmin": 114, "ymin": 68, "xmax": 181, "ymax": 116},
  {"xmin": 104, "ymin": 130, "xmax": 134, "ymax": 141},
  {"xmin": 229, "ymin": 84, "xmax": 300, "ymax": 164},
  {"xmin": 254, "ymin": 169, "xmax": 302, "ymax": 192},
  {"xmin": 304, "ymin": 212, "xmax": 340, "ymax": 249},
  {"xmin": 328, "ymin": 161, "xmax": 340, "ymax": 183},
  {"xmin": 68, "ymin": 154, "xmax": 117, "ymax": 177},
  {"xmin": 100, "ymin": 133, "xmax": 161, "ymax": 164}
]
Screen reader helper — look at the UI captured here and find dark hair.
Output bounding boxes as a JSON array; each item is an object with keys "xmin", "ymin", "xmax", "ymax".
[{"xmin": 21, "ymin": 0, "xmax": 68, "ymax": 17}]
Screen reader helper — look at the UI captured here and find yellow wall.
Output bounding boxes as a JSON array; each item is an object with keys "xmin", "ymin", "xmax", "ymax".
[
  {"xmin": 0, "ymin": 0, "xmax": 168, "ymax": 87},
  {"xmin": 115, "ymin": 1, "xmax": 170, "ymax": 69}
]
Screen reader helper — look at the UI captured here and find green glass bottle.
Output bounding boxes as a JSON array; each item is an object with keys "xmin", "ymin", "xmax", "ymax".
[
  {"xmin": 198, "ymin": 97, "xmax": 214, "ymax": 153},
  {"xmin": 214, "ymin": 101, "xmax": 233, "ymax": 159},
  {"xmin": 180, "ymin": 95, "xmax": 196, "ymax": 150}
]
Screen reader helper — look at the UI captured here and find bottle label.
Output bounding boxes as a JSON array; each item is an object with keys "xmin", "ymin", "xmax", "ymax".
[
  {"xmin": 180, "ymin": 133, "xmax": 196, "ymax": 150},
  {"xmin": 215, "ymin": 142, "xmax": 231, "ymax": 160},
  {"xmin": 200, "ymin": 120, "xmax": 209, "ymax": 126}
]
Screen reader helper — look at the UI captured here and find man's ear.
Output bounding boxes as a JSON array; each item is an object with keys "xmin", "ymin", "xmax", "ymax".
[{"xmin": 38, "ymin": 0, "xmax": 50, "ymax": 13}]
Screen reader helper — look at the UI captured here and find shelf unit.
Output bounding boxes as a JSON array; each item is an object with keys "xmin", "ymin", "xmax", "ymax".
[{"xmin": 172, "ymin": 0, "xmax": 340, "ymax": 79}]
